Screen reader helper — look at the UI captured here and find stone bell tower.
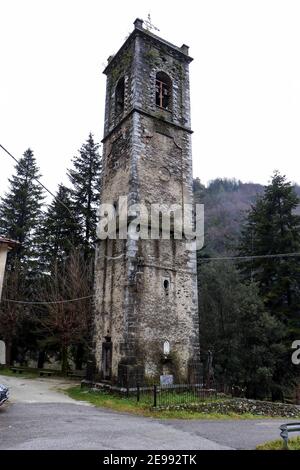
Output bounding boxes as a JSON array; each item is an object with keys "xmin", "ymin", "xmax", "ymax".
[{"xmin": 92, "ymin": 19, "xmax": 200, "ymax": 386}]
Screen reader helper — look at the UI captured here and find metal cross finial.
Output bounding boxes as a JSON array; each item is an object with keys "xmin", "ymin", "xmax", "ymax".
[{"xmin": 144, "ymin": 14, "xmax": 160, "ymax": 32}]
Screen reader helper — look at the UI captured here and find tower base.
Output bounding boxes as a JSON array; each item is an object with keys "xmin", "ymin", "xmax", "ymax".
[{"xmin": 118, "ymin": 363, "xmax": 145, "ymax": 387}]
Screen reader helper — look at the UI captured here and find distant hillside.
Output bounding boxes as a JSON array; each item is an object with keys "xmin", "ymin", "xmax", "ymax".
[{"xmin": 193, "ymin": 178, "xmax": 300, "ymax": 256}]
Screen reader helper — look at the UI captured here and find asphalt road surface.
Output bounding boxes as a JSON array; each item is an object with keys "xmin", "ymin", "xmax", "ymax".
[{"xmin": 0, "ymin": 375, "xmax": 292, "ymax": 450}]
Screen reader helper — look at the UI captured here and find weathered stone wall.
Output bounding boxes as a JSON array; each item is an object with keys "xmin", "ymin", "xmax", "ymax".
[
  {"xmin": 93, "ymin": 20, "xmax": 200, "ymax": 385},
  {"xmin": 101, "ymin": 117, "xmax": 133, "ymax": 206},
  {"xmin": 93, "ymin": 239, "xmax": 127, "ymax": 378},
  {"xmin": 103, "ymin": 24, "xmax": 192, "ymax": 134},
  {"xmin": 154, "ymin": 398, "xmax": 300, "ymax": 418},
  {"xmin": 135, "ymin": 238, "xmax": 199, "ymax": 381}
]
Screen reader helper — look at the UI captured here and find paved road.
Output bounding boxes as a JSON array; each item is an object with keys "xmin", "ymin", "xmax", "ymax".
[
  {"xmin": 0, "ymin": 375, "xmax": 81, "ymax": 404},
  {"xmin": 0, "ymin": 375, "xmax": 292, "ymax": 450}
]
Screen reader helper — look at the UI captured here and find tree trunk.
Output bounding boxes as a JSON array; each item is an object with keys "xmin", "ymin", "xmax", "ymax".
[
  {"xmin": 272, "ymin": 388, "xmax": 284, "ymax": 402},
  {"xmin": 5, "ymin": 340, "xmax": 13, "ymax": 366},
  {"xmin": 37, "ymin": 350, "xmax": 46, "ymax": 369},
  {"xmin": 75, "ymin": 343, "xmax": 84, "ymax": 370},
  {"xmin": 296, "ymin": 385, "xmax": 300, "ymax": 405},
  {"xmin": 61, "ymin": 344, "xmax": 69, "ymax": 374}
]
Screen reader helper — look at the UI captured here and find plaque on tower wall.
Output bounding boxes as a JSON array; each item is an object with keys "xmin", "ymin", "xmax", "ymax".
[{"xmin": 160, "ymin": 374, "xmax": 174, "ymax": 386}]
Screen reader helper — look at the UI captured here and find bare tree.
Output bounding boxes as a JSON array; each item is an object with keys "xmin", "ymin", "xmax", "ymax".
[
  {"xmin": 39, "ymin": 248, "xmax": 92, "ymax": 373},
  {"xmin": 0, "ymin": 262, "xmax": 26, "ymax": 365}
]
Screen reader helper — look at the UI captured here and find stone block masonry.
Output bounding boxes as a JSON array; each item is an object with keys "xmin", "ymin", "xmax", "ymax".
[{"xmin": 92, "ymin": 19, "xmax": 200, "ymax": 386}]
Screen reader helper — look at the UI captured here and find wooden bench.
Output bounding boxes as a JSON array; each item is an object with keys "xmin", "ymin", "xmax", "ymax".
[
  {"xmin": 39, "ymin": 370, "xmax": 55, "ymax": 377},
  {"xmin": 10, "ymin": 367, "xmax": 24, "ymax": 374},
  {"xmin": 67, "ymin": 371, "xmax": 86, "ymax": 379}
]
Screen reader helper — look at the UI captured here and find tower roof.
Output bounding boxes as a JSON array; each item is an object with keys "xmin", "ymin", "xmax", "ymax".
[{"xmin": 103, "ymin": 18, "xmax": 193, "ymax": 75}]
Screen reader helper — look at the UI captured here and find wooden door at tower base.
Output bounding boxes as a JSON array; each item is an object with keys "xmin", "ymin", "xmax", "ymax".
[{"xmin": 102, "ymin": 341, "xmax": 112, "ymax": 380}]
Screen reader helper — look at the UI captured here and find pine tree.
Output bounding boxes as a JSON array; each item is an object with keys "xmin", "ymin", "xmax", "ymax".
[
  {"xmin": 0, "ymin": 148, "xmax": 45, "ymax": 272},
  {"xmin": 239, "ymin": 171, "xmax": 300, "ymax": 318},
  {"xmin": 0, "ymin": 149, "xmax": 45, "ymax": 364},
  {"xmin": 239, "ymin": 171, "xmax": 300, "ymax": 399},
  {"xmin": 68, "ymin": 134, "xmax": 101, "ymax": 256},
  {"xmin": 38, "ymin": 184, "xmax": 81, "ymax": 271}
]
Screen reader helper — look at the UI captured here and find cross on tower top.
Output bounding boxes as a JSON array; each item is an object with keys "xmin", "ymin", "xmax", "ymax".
[{"xmin": 143, "ymin": 14, "xmax": 160, "ymax": 32}]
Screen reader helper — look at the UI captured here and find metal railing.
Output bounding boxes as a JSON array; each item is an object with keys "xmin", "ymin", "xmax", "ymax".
[
  {"xmin": 152, "ymin": 384, "xmax": 217, "ymax": 408},
  {"xmin": 116, "ymin": 382, "xmax": 218, "ymax": 407},
  {"xmin": 91, "ymin": 375, "xmax": 223, "ymax": 408},
  {"xmin": 280, "ymin": 422, "xmax": 300, "ymax": 449}
]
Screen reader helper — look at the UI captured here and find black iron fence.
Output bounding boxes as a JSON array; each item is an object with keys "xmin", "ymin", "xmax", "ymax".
[
  {"xmin": 152, "ymin": 384, "xmax": 217, "ymax": 407},
  {"xmin": 84, "ymin": 382, "xmax": 225, "ymax": 407},
  {"xmin": 131, "ymin": 383, "xmax": 218, "ymax": 407}
]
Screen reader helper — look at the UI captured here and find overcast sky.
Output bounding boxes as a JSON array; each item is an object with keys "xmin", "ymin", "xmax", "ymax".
[{"xmin": 1, "ymin": 0, "xmax": 300, "ymax": 199}]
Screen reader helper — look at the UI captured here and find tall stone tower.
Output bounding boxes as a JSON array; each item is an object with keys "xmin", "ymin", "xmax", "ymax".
[{"xmin": 93, "ymin": 19, "xmax": 200, "ymax": 386}]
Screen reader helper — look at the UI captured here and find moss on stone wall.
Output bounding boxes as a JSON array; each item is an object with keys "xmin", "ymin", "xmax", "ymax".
[
  {"xmin": 110, "ymin": 48, "xmax": 133, "ymax": 84},
  {"xmin": 144, "ymin": 47, "xmax": 160, "ymax": 66}
]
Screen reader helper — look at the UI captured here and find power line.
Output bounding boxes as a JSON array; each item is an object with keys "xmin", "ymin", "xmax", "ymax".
[
  {"xmin": 198, "ymin": 252, "xmax": 300, "ymax": 262},
  {"xmin": 0, "ymin": 143, "xmax": 91, "ymax": 306},
  {"xmin": 0, "ymin": 143, "xmax": 76, "ymax": 220},
  {"xmin": 1, "ymin": 295, "xmax": 94, "ymax": 305}
]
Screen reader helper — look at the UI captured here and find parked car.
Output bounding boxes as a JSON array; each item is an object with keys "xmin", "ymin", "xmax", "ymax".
[{"xmin": 0, "ymin": 384, "xmax": 9, "ymax": 406}]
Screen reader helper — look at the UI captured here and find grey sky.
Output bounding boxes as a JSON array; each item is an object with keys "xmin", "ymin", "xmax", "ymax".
[{"xmin": 1, "ymin": 0, "xmax": 300, "ymax": 199}]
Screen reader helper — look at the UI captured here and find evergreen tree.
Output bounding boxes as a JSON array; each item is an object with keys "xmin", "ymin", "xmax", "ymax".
[
  {"xmin": 198, "ymin": 261, "xmax": 285, "ymax": 399},
  {"xmin": 0, "ymin": 149, "xmax": 44, "ymax": 363},
  {"xmin": 38, "ymin": 184, "xmax": 81, "ymax": 271},
  {"xmin": 0, "ymin": 148, "xmax": 45, "ymax": 271},
  {"xmin": 239, "ymin": 171, "xmax": 300, "ymax": 398},
  {"xmin": 68, "ymin": 134, "xmax": 101, "ymax": 256},
  {"xmin": 239, "ymin": 171, "xmax": 300, "ymax": 319}
]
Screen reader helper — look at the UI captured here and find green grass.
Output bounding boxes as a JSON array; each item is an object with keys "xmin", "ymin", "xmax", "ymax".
[
  {"xmin": 66, "ymin": 386, "xmax": 284, "ymax": 420},
  {"xmin": 0, "ymin": 367, "xmax": 40, "ymax": 379},
  {"xmin": 0, "ymin": 366, "xmax": 66, "ymax": 379},
  {"xmin": 257, "ymin": 436, "xmax": 300, "ymax": 450}
]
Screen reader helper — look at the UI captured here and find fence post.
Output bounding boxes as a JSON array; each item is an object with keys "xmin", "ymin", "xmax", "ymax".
[
  {"xmin": 153, "ymin": 385, "xmax": 157, "ymax": 407},
  {"xmin": 137, "ymin": 383, "xmax": 140, "ymax": 403},
  {"xmin": 280, "ymin": 425, "xmax": 289, "ymax": 450}
]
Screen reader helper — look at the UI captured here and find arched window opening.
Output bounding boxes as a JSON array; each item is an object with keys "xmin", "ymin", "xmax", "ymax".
[
  {"xmin": 163, "ymin": 278, "xmax": 170, "ymax": 297},
  {"xmin": 156, "ymin": 72, "xmax": 172, "ymax": 110},
  {"xmin": 115, "ymin": 77, "xmax": 125, "ymax": 115}
]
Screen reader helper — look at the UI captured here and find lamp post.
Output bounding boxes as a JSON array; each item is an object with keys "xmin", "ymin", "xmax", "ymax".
[{"xmin": 0, "ymin": 237, "xmax": 18, "ymax": 300}]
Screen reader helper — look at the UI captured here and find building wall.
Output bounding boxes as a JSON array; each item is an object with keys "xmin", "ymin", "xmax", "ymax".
[
  {"xmin": 93, "ymin": 22, "xmax": 200, "ymax": 385},
  {"xmin": 0, "ymin": 246, "xmax": 9, "ymax": 299},
  {"xmin": 134, "ymin": 237, "xmax": 199, "ymax": 380},
  {"xmin": 93, "ymin": 238, "xmax": 128, "ymax": 379}
]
